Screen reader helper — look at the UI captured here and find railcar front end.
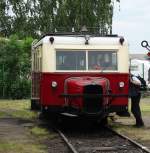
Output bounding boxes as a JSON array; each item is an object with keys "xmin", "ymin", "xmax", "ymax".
[{"xmin": 31, "ymin": 34, "xmax": 129, "ymax": 119}]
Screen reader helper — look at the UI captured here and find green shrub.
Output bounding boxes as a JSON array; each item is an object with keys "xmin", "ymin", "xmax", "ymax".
[{"xmin": 0, "ymin": 36, "xmax": 33, "ymax": 99}]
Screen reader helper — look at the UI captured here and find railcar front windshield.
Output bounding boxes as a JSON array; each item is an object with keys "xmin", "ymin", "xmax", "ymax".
[
  {"xmin": 56, "ymin": 51, "xmax": 86, "ymax": 70},
  {"xmin": 56, "ymin": 50, "xmax": 117, "ymax": 71},
  {"xmin": 88, "ymin": 51, "xmax": 117, "ymax": 70}
]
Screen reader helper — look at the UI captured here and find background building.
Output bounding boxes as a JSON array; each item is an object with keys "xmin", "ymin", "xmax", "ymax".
[{"xmin": 129, "ymin": 54, "xmax": 150, "ymax": 84}]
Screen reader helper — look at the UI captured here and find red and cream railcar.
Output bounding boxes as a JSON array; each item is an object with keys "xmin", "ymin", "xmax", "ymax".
[{"xmin": 31, "ymin": 34, "xmax": 129, "ymax": 119}]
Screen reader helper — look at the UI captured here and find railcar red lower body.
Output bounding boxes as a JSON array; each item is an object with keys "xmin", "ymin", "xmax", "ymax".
[{"xmin": 31, "ymin": 72, "xmax": 129, "ymax": 116}]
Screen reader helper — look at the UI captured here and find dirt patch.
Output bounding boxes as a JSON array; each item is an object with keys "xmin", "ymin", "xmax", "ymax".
[
  {"xmin": 111, "ymin": 116, "xmax": 150, "ymax": 150},
  {"xmin": 0, "ymin": 118, "xmax": 46, "ymax": 153},
  {"xmin": 0, "ymin": 100, "xmax": 69, "ymax": 153},
  {"xmin": 0, "ymin": 99, "xmax": 150, "ymax": 152},
  {"xmin": 0, "ymin": 118, "xmax": 31, "ymax": 141},
  {"xmin": 109, "ymin": 97, "xmax": 150, "ymax": 151}
]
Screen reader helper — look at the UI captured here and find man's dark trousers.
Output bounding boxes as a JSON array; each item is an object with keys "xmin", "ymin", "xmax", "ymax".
[{"xmin": 131, "ymin": 93, "xmax": 144, "ymax": 126}]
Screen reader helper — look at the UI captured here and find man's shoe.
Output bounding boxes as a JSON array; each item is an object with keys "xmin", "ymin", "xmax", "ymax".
[
  {"xmin": 134, "ymin": 123, "xmax": 144, "ymax": 128},
  {"xmin": 135, "ymin": 118, "xmax": 144, "ymax": 127}
]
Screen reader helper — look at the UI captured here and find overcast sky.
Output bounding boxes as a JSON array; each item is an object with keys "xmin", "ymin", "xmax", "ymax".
[{"xmin": 112, "ymin": 0, "xmax": 150, "ymax": 54}]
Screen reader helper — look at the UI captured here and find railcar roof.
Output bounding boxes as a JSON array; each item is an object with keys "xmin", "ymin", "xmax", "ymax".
[
  {"xmin": 32, "ymin": 33, "xmax": 126, "ymax": 48},
  {"xmin": 41, "ymin": 32, "xmax": 118, "ymax": 37}
]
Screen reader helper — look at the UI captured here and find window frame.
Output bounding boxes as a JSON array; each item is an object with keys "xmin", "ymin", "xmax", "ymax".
[
  {"xmin": 88, "ymin": 50, "xmax": 118, "ymax": 71},
  {"xmin": 55, "ymin": 49, "xmax": 118, "ymax": 72},
  {"xmin": 56, "ymin": 50, "xmax": 87, "ymax": 71}
]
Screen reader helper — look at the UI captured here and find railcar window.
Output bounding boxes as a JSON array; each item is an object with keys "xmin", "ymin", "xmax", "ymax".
[
  {"xmin": 56, "ymin": 51, "xmax": 86, "ymax": 70},
  {"xmin": 88, "ymin": 51, "xmax": 117, "ymax": 70}
]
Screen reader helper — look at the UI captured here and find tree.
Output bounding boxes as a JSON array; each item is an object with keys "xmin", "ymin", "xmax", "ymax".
[
  {"xmin": 0, "ymin": 0, "xmax": 12, "ymax": 37},
  {"xmin": 0, "ymin": 36, "xmax": 33, "ymax": 99},
  {"xmin": 0, "ymin": 0, "xmax": 120, "ymax": 38},
  {"xmin": 0, "ymin": 0, "xmax": 120, "ymax": 99},
  {"xmin": 54, "ymin": 0, "xmax": 119, "ymax": 34}
]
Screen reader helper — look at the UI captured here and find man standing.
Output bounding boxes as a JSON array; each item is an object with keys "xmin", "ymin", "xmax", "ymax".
[{"xmin": 129, "ymin": 74, "xmax": 144, "ymax": 127}]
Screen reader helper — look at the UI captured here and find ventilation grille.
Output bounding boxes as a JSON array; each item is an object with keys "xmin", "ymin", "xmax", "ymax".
[{"xmin": 83, "ymin": 85, "xmax": 103, "ymax": 113}]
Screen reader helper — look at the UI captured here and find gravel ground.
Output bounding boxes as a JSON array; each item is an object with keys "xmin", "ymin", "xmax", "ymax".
[
  {"xmin": 112, "ymin": 115, "xmax": 150, "ymax": 149},
  {"xmin": 0, "ymin": 99, "xmax": 150, "ymax": 153},
  {"xmin": 58, "ymin": 117, "xmax": 148, "ymax": 153},
  {"xmin": 0, "ymin": 116, "xmax": 69, "ymax": 153}
]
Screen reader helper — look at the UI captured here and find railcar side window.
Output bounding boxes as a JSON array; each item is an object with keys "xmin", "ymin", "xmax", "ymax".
[
  {"xmin": 88, "ymin": 51, "xmax": 117, "ymax": 70},
  {"xmin": 56, "ymin": 51, "xmax": 86, "ymax": 70}
]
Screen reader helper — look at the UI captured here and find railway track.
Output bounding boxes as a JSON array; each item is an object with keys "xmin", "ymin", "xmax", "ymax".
[{"xmin": 54, "ymin": 120, "xmax": 150, "ymax": 153}]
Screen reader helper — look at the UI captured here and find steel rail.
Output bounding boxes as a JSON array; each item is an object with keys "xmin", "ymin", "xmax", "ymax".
[
  {"xmin": 56, "ymin": 129, "xmax": 79, "ymax": 153},
  {"xmin": 51, "ymin": 121, "xmax": 150, "ymax": 153},
  {"xmin": 56, "ymin": 126, "xmax": 150, "ymax": 153},
  {"xmin": 106, "ymin": 126, "xmax": 150, "ymax": 153}
]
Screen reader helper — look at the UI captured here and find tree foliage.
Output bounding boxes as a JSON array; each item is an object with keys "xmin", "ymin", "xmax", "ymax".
[
  {"xmin": 0, "ymin": 0, "xmax": 120, "ymax": 98},
  {"xmin": 0, "ymin": 0, "xmax": 120, "ymax": 38},
  {"xmin": 0, "ymin": 36, "xmax": 33, "ymax": 99}
]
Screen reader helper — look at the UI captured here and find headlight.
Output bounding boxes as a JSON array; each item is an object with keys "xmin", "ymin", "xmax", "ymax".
[
  {"xmin": 52, "ymin": 81, "xmax": 57, "ymax": 88},
  {"xmin": 119, "ymin": 82, "xmax": 125, "ymax": 88}
]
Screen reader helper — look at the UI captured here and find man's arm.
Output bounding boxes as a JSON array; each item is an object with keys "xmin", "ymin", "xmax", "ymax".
[{"xmin": 130, "ymin": 76, "xmax": 141, "ymax": 86}]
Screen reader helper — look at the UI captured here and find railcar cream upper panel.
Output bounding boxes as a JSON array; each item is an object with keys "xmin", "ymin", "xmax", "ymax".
[
  {"xmin": 41, "ymin": 43, "xmax": 129, "ymax": 73},
  {"xmin": 32, "ymin": 36, "xmax": 129, "ymax": 73},
  {"xmin": 42, "ymin": 36, "xmax": 127, "ymax": 46}
]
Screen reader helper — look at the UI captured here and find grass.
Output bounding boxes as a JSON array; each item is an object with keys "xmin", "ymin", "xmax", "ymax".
[
  {"xmin": 111, "ymin": 97, "xmax": 150, "ymax": 145},
  {"xmin": 112, "ymin": 122, "xmax": 150, "ymax": 144},
  {"xmin": 0, "ymin": 98, "xmax": 150, "ymax": 151},
  {"xmin": 0, "ymin": 141, "xmax": 47, "ymax": 153},
  {"xmin": 0, "ymin": 99, "xmax": 37, "ymax": 120},
  {"xmin": 128, "ymin": 98, "xmax": 150, "ymax": 115},
  {"xmin": 31, "ymin": 126, "xmax": 50, "ymax": 136},
  {"xmin": 0, "ymin": 99, "xmax": 30, "ymax": 110},
  {"xmin": 0, "ymin": 111, "xmax": 7, "ymax": 118},
  {"xmin": 30, "ymin": 126, "xmax": 57, "ymax": 140},
  {"xmin": 141, "ymin": 99, "xmax": 150, "ymax": 115},
  {"xmin": 0, "ymin": 99, "xmax": 49, "ymax": 153},
  {"xmin": 11, "ymin": 109, "xmax": 37, "ymax": 120}
]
